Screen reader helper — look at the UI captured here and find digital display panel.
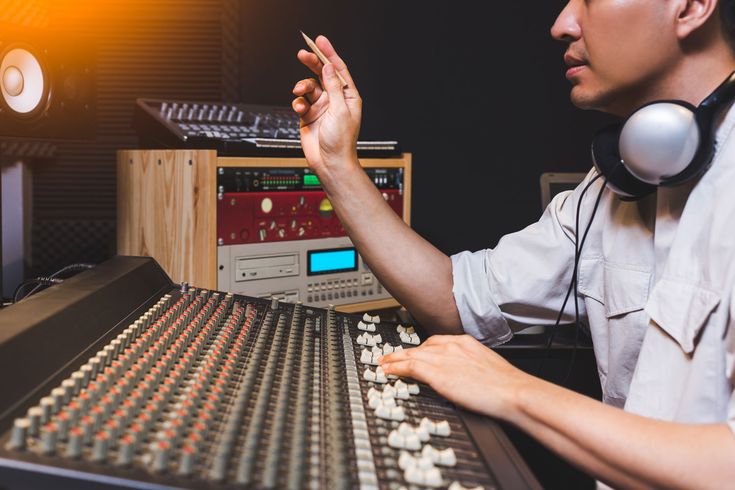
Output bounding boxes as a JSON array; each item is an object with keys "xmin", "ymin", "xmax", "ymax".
[
  {"xmin": 307, "ymin": 248, "xmax": 358, "ymax": 275},
  {"xmin": 303, "ymin": 174, "xmax": 321, "ymax": 186}
]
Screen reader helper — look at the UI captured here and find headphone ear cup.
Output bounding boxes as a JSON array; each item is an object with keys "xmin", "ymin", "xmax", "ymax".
[{"xmin": 591, "ymin": 123, "xmax": 656, "ymax": 200}]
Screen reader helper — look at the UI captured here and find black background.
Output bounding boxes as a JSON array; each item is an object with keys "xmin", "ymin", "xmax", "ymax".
[{"xmin": 237, "ymin": 0, "xmax": 615, "ymax": 253}]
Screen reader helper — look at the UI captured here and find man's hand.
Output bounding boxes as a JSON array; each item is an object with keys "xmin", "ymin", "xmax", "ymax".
[
  {"xmin": 379, "ymin": 334, "xmax": 534, "ymax": 420},
  {"xmin": 292, "ymin": 36, "xmax": 362, "ymax": 178}
]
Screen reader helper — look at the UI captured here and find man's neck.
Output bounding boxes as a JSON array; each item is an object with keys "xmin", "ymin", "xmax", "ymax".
[{"xmin": 608, "ymin": 45, "xmax": 735, "ymax": 116}]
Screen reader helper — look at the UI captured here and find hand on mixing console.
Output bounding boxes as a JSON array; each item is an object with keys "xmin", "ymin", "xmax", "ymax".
[
  {"xmin": 292, "ymin": 35, "xmax": 362, "ymax": 179},
  {"xmin": 380, "ymin": 334, "xmax": 535, "ymax": 420}
]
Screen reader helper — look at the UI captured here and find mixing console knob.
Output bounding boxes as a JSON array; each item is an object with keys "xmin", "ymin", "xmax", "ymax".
[
  {"xmin": 269, "ymin": 220, "xmax": 276, "ymax": 230},
  {"xmin": 277, "ymin": 228, "xmax": 285, "ymax": 238},
  {"xmin": 259, "ymin": 228, "xmax": 267, "ymax": 241},
  {"xmin": 420, "ymin": 417, "xmax": 451, "ymax": 437},
  {"xmin": 290, "ymin": 219, "xmax": 297, "ymax": 230},
  {"xmin": 382, "ymin": 343, "xmax": 394, "ymax": 355},
  {"xmin": 405, "ymin": 466, "xmax": 443, "ymax": 488},
  {"xmin": 27, "ymin": 407, "xmax": 42, "ymax": 435},
  {"xmin": 66, "ymin": 427, "xmax": 83, "ymax": 458},
  {"xmin": 400, "ymin": 331, "xmax": 421, "ymax": 345},
  {"xmin": 388, "ymin": 429, "xmax": 421, "ymax": 450},
  {"xmin": 261, "ymin": 197, "xmax": 273, "ymax": 214},
  {"xmin": 41, "ymin": 423, "xmax": 59, "ymax": 454},
  {"xmin": 117, "ymin": 435, "xmax": 135, "ymax": 466},
  {"xmin": 298, "ymin": 226, "xmax": 306, "ymax": 237},
  {"xmin": 7, "ymin": 418, "xmax": 30, "ymax": 450}
]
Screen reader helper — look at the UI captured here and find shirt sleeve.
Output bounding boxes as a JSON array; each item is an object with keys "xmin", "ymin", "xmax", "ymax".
[{"xmin": 451, "ymin": 169, "xmax": 600, "ymax": 345}]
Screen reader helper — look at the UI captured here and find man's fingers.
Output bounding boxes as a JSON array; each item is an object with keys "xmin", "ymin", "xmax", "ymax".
[
  {"xmin": 291, "ymin": 96, "xmax": 310, "ymax": 116},
  {"xmin": 380, "ymin": 345, "xmax": 445, "ymax": 366},
  {"xmin": 422, "ymin": 334, "xmax": 469, "ymax": 347},
  {"xmin": 292, "ymin": 78, "xmax": 323, "ymax": 104},
  {"xmin": 379, "ymin": 359, "xmax": 436, "ymax": 384},
  {"xmin": 315, "ymin": 35, "xmax": 356, "ymax": 88},
  {"xmin": 297, "ymin": 49, "xmax": 323, "ymax": 77},
  {"xmin": 321, "ymin": 63, "xmax": 346, "ymax": 112}
]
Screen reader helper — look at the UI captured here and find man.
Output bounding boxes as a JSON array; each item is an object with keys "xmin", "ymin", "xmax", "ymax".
[{"xmin": 291, "ymin": 0, "xmax": 735, "ymax": 487}]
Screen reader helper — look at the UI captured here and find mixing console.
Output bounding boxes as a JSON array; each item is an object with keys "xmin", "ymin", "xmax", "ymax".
[{"xmin": 0, "ymin": 257, "xmax": 540, "ymax": 490}]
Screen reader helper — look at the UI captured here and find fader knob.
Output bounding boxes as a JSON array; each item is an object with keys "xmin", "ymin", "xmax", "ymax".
[
  {"xmin": 277, "ymin": 229, "xmax": 285, "ymax": 238},
  {"xmin": 7, "ymin": 418, "xmax": 30, "ymax": 450},
  {"xmin": 259, "ymin": 228, "xmax": 267, "ymax": 241}
]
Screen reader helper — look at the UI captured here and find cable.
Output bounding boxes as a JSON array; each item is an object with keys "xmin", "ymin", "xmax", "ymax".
[
  {"xmin": 13, "ymin": 277, "xmax": 64, "ymax": 304},
  {"xmin": 13, "ymin": 263, "xmax": 95, "ymax": 303},
  {"xmin": 562, "ymin": 176, "xmax": 608, "ymax": 385},
  {"xmin": 536, "ymin": 173, "xmax": 603, "ymax": 378}
]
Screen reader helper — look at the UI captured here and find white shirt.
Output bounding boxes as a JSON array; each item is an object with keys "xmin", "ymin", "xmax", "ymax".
[{"xmin": 451, "ymin": 106, "xmax": 735, "ymax": 435}]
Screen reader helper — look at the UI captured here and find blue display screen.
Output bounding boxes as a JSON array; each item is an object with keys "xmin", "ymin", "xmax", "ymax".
[{"xmin": 308, "ymin": 248, "xmax": 358, "ymax": 275}]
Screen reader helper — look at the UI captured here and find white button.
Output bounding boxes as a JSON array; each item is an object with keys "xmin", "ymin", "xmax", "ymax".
[
  {"xmin": 397, "ymin": 422, "xmax": 413, "ymax": 436},
  {"xmin": 381, "ymin": 397, "xmax": 396, "ymax": 408},
  {"xmin": 260, "ymin": 197, "xmax": 273, "ymax": 213},
  {"xmin": 368, "ymin": 395, "xmax": 381, "ymax": 409},
  {"xmin": 388, "ymin": 430, "xmax": 405, "ymax": 449},
  {"xmin": 398, "ymin": 451, "xmax": 416, "ymax": 470},
  {"xmin": 375, "ymin": 404, "xmax": 391, "ymax": 419},
  {"xmin": 434, "ymin": 420, "xmax": 451, "ymax": 436},
  {"xmin": 404, "ymin": 467, "xmax": 424, "ymax": 486},
  {"xmin": 390, "ymin": 406, "xmax": 405, "ymax": 421},
  {"xmin": 438, "ymin": 448, "xmax": 457, "ymax": 466},
  {"xmin": 415, "ymin": 424, "xmax": 430, "ymax": 442},
  {"xmin": 404, "ymin": 433, "xmax": 421, "ymax": 450},
  {"xmin": 417, "ymin": 455, "xmax": 434, "ymax": 470},
  {"xmin": 360, "ymin": 349, "xmax": 375, "ymax": 365},
  {"xmin": 424, "ymin": 467, "xmax": 443, "ymax": 487}
]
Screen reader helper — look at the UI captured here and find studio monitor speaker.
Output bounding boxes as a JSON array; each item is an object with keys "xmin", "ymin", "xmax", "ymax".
[{"xmin": 0, "ymin": 23, "xmax": 95, "ymax": 140}]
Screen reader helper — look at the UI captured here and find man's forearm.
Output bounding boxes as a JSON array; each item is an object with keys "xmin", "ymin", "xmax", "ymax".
[
  {"xmin": 509, "ymin": 377, "xmax": 735, "ymax": 489},
  {"xmin": 317, "ymin": 157, "xmax": 463, "ymax": 334}
]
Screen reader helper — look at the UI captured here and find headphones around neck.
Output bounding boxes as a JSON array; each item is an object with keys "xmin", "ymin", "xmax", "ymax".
[{"xmin": 591, "ymin": 71, "xmax": 735, "ymax": 200}]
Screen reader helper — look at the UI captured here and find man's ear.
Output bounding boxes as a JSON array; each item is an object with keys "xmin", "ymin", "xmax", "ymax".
[{"xmin": 675, "ymin": 0, "xmax": 719, "ymax": 40}]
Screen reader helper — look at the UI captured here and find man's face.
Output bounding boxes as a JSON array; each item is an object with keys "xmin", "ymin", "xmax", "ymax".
[{"xmin": 551, "ymin": 0, "xmax": 680, "ymax": 116}]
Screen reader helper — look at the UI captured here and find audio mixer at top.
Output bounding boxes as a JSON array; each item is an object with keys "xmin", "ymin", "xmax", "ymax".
[
  {"xmin": 134, "ymin": 98, "xmax": 398, "ymax": 157},
  {"xmin": 0, "ymin": 257, "xmax": 540, "ymax": 490}
]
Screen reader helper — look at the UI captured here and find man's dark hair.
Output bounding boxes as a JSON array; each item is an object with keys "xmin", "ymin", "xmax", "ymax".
[{"xmin": 722, "ymin": 0, "xmax": 735, "ymax": 51}]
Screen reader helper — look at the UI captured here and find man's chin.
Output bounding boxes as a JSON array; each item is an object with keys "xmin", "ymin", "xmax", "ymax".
[{"xmin": 569, "ymin": 86, "xmax": 599, "ymax": 110}]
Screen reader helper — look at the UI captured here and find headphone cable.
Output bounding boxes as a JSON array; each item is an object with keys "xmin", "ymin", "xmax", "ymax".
[
  {"xmin": 536, "ymin": 172, "xmax": 603, "ymax": 377},
  {"xmin": 562, "ymin": 175, "xmax": 608, "ymax": 385}
]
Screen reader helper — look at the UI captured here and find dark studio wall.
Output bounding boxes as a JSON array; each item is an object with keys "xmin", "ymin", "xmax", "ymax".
[{"xmin": 238, "ymin": 0, "xmax": 615, "ymax": 254}]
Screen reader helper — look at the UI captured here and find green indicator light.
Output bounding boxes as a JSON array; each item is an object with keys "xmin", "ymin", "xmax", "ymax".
[{"xmin": 304, "ymin": 174, "xmax": 320, "ymax": 186}]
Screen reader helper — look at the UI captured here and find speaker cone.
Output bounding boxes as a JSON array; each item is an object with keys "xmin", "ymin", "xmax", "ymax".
[{"xmin": 0, "ymin": 47, "xmax": 48, "ymax": 116}]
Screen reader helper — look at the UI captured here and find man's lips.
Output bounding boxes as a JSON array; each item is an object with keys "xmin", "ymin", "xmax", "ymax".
[{"xmin": 564, "ymin": 53, "xmax": 588, "ymax": 79}]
